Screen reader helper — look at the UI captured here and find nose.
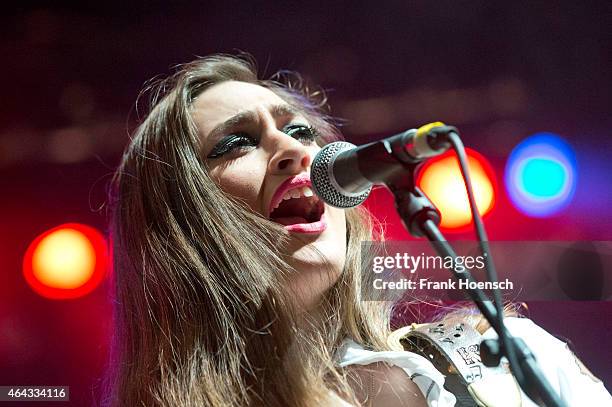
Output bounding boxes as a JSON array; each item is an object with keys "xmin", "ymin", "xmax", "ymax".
[{"xmin": 267, "ymin": 129, "xmax": 312, "ymax": 174}]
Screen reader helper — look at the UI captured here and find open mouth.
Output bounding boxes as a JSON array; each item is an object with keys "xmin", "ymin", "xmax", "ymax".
[{"xmin": 269, "ymin": 186, "xmax": 325, "ymax": 226}]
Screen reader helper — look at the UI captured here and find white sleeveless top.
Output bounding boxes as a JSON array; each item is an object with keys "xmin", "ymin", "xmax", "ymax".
[{"xmin": 335, "ymin": 318, "xmax": 612, "ymax": 406}]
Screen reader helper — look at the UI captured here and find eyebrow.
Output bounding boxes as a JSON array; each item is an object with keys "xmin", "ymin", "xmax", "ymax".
[{"xmin": 205, "ymin": 104, "xmax": 303, "ymax": 145}]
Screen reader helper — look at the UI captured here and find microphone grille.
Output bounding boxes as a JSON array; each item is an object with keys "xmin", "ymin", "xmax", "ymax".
[{"xmin": 311, "ymin": 141, "xmax": 372, "ymax": 208}]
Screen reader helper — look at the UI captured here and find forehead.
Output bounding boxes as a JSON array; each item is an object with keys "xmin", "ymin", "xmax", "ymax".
[{"xmin": 192, "ymin": 81, "xmax": 290, "ymax": 137}]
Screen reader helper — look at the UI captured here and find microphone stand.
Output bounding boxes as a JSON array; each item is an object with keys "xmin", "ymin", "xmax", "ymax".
[{"xmin": 386, "ymin": 169, "xmax": 566, "ymax": 407}]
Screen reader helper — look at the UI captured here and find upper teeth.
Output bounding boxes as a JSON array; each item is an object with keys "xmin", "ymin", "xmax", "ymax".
[{"xmin": 273, "ymin": 186, "xmax": 315, "ymax": 209}]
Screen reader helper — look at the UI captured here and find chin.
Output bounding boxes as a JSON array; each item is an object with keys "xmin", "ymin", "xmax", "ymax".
[{"xmin": 290, "ymin": 242, "xmax": 345, "ymax": 273}]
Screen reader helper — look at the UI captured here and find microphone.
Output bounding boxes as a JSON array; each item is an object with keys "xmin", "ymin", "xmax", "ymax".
[{"xmin": 310, "ymin": 122, "xmax": 455, "ymax": 208}]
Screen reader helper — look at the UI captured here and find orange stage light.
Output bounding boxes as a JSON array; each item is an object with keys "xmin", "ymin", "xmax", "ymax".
[
  {"xmin": 417, "ymin": 148, "xmax": 496, "ymax": 229},
  {"xmin": 23, "ymin": 223, "xmax": 108, "ymax": 299}
]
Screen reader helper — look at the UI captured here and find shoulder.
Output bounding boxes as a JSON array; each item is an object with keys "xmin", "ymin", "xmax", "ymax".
[
  {"xmin": 336, "ymin": 338, "xmax": 456, "ymax": 406},
  {"xmin": 482, "ymin": 317, "xmax": 568, "ymax": 352},
  {"xmin": 346, "ymin": 362, "xmax": 427, "ymax": 407},
  {"xmin": 484, "ymin": 317, "xmax": 612, "ymax": 405}
]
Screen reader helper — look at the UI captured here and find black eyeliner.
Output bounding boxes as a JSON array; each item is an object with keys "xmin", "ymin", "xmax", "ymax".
[
  {"xmin": 207, "ymin": 133, "xmax": 256, "ymax": 159},
  {"xmin": 206, "ymin": 125, "xmax": 319, "ymax": 159},
  {"xmin": 282, "ymin": 124, "xmax": 319, "ymax": 141}
]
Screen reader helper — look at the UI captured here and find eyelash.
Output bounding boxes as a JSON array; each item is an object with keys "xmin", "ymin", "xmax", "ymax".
[{"xmin": 206, "ymin": 124, "xmax": 319, "ymax": 159}]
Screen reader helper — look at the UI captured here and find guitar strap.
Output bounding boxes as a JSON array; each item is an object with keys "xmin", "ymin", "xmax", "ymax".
[{"xmin": 388, "ymin": 318, "xmax": 522, "ymax": 407}]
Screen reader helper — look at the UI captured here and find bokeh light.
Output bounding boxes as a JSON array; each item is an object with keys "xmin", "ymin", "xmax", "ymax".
[
  {"xmin": 417, "ymin": 148, "xmax": 496, "ymax": 229},
  {"xmin": 505, "ymin": 132, "xmax": 577, "ymax": 217},
  {"xmin": 23, "ymin": 223, "xmax": 108, "ymax": 300}
]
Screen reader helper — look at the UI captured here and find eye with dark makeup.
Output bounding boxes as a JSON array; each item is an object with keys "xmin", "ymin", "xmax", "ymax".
[
  {"xmin": 282, "ymin": 124, "xmax": 319, "ymax": 143},
  {"xmin": 206, "ymin": 124, "xmax": 319, "ymax": 159},
  {"xmin": 206, "ymin": 132, "xmax": 256, "ymax": 159}
]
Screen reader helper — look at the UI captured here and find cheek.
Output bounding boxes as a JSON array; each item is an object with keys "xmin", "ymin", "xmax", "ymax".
[
  {"xmin": 326, "ymin": 206, "xmax": 348, "ymax": 260},
  {"xmin": 330, "ymin": 207, "xmax": 347, "ymax": 242},
  {"xmin": 209, "ymin": 164, "xmax": 264, "ymax": 213}
]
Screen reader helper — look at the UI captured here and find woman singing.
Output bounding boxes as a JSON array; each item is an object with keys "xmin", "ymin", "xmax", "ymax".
[{"xmin": 103, "ymin": 54, "xmax": 611, "ymax": 406}]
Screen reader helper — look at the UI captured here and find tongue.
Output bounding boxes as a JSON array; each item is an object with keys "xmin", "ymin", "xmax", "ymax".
[{"xmin": 274, "ymin": 216, "xmax": 309, "ymax": 226}]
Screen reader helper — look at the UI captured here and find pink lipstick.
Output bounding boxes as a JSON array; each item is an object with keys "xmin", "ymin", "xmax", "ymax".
[{"xmin": 268, "ymin": 173, "xmax": 327, "ymax": 234}]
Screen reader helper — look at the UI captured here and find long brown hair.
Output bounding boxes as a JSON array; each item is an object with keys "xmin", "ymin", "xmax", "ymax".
[{"xmin": 103, "ymin": 54, "xmax": 394, "ymax": 406}]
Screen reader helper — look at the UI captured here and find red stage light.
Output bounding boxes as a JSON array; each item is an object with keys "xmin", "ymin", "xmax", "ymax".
[
  {"xmin": 22, "ymin": 223, "xmax": 108, "ymax": 300},
  {"xmin": 417, "ymin": 148, "xmax": 496, "ymax": 230}
]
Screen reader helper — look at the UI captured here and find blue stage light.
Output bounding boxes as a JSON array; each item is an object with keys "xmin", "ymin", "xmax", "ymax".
[{"xmin": 505, "ymin": 133, "xmax": 577, "ymax": 217}]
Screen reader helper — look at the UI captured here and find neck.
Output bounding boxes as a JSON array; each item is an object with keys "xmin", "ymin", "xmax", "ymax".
[{"xmin": 284, "ymin": 304, "xmax": 330, "ymax": 372}]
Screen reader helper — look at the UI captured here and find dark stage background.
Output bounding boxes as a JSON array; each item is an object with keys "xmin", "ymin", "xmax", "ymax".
[{"xmin": 1, "ymin": 2, "xmax": 611, "ymax": 405}]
